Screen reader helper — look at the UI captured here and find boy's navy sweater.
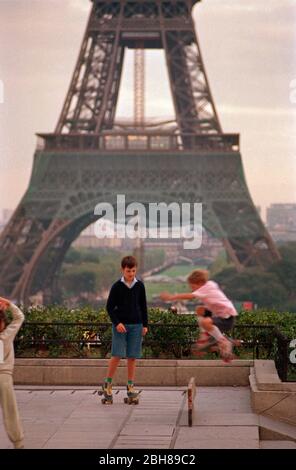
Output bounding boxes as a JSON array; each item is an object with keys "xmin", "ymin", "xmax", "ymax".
[{"xmin": 106, "ymin": 279, "xmax": 148, "ymax": 327}]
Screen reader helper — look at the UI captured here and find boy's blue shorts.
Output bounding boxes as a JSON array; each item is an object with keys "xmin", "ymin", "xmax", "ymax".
[{"xmin": 111, "ymin": 323, "xmax": 143, "ymax": 359}]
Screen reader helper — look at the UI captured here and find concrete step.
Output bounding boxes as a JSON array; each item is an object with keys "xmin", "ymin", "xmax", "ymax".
[
  {"xmin": 180, "ymin": 411, "xmax": 258, "ymax": 426},
  {"xmin": 260, "ymin": 440, "xmax": 296, "ymax": 449},
  {"xmin": 175, "ymin": 426, "xmax": 259, "ymax": 448},
  {"xmin": 254, "ymin": 360, "xmax": 296, "ymax": 392},
  {"xmin": 259, "ymin": 415, "xmax": 296, "ymax": 442},
  {"xmin": 249, "ymin": 367, "xmax": 296, "ymax": 426}
]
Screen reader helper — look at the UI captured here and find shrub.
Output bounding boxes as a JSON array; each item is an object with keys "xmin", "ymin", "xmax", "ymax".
[{"xmin": 14, "ymin": 306, "xmax": 296, "ymax": 366}]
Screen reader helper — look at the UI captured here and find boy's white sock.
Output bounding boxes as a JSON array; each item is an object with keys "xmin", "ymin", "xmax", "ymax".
[{"xmin": 209, "ymin": 326, "xmax": 224, "ymax": 342}]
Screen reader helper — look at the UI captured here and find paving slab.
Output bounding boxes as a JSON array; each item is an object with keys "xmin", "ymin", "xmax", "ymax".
[
  {"xmin": 114, "ymin": 443, "xmax": 171, "ymax": 449},
  {"xmin": 180, "ymin": 412, "xmax": 259, "ymax": 427},
  {"xmin": 0, "ymin": 430, "xmax": 11, "ymax": 449},
  {"xmin": 2, "ymin": 386, "xmax": 293, "ymax": 450},
  {"xmin": 260, "ymin": 440, "xmax": 296, "ymax": 449},
  {"xmin": 179, "ymin": 425, "xmax": 259, "ymax": 441},
  {"xmin": 129, "ymin": 415, "xmax": 177, "ymax": 425},
  {"xmin": 44, "ymin": 440, "xmax": 113, "ymax": 449},
  {"xmin": 114, "ymin": 444, "xmax": 172, "ymax": 449},
  {"xmin": 121, "ymin": 424, "xmax": 175, "ymax": 437},
  {"xmin": 175, "ymin": 438, "xmax": 259, "ymax": 449},
  {"xmin": 175, "ymin": 427, "xmax": 259, "ymax": 449}
]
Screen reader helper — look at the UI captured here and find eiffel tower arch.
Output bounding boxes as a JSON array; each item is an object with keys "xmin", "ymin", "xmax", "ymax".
[{"xmin": 0, "ymin": 0, "xmax": 280, "ymax": 304}]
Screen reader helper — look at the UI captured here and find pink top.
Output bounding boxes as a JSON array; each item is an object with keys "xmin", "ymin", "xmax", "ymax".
[{"xmin": 192, "ymin": 280, "xmax": 238, "ymax": 319}]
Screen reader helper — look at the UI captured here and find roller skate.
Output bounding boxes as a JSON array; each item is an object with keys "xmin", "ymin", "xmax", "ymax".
[
  {"xmin": 192, "ymin": 333, "xmax": 241, "ymax": 362},
  {"xmin": 191, "ymin": 332, "xmax": 217, "ymax": 357},
  {"xmin": 217, "ymin": 337, "xmax": 235, "ymax": 363},
  {"xmin": 98, "ymin": 381, "xmax": 113, "ymax": 405},
  {"xmin": 124, "ymin": 382, "xmax": 140, "ymax": 405}
]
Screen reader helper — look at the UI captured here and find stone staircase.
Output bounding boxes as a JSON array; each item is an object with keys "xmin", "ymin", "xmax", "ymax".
[{"xmin": 175, "ymin": 386, "xmax": 296, "ymax": 449}]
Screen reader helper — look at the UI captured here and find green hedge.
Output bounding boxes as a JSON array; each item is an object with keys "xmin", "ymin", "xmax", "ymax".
[
  {"xmin": 13, "ymin": 306, "xmax": 296, "ymax": 365},
  {"xmin": 15, "ymin": 306, "xmax": 197, "ymax": 359},
  {"xmin": 237, "ymin": 310, "xmax": 296, "ymax": 342}
]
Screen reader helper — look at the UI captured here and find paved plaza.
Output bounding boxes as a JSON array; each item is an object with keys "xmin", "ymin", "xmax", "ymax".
[{"xmin": 1, "ymin": 386, "xmax": 295, "ymax": 449}]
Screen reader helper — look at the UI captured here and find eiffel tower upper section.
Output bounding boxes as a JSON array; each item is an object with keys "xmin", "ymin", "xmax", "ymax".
[{"xmin": 34, "ymin": 0, "xmax": 240, "ymax": 154}]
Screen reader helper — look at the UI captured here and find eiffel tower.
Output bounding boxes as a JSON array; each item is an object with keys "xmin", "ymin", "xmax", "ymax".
[{"xmin": 0, "ymin": 0, "xmax": 280, "ymax": 304}]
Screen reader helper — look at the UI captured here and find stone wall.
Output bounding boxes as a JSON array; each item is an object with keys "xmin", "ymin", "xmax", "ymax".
[
  {"xmin": 250, "ymin": 360, "xmax": 296, "ymax": 426},
  {"xmin": 14, "ymin": 359, "xmax": 252, "ymax": 386}
]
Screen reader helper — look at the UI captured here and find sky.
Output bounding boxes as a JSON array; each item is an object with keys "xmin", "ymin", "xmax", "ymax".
[{"xmin": 0, "ymin": 0, "xmax": 296, "ymax": 221}]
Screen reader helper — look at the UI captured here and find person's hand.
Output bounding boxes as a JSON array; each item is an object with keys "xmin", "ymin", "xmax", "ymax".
[
  {"xmin": 116, "ymin": 323, "xmax": 127, "ymax": 333},
  {"xmin": 196, "ymin": 306, "xmax": 205, "ymax": 317},
  {"xmin": 142, "ymin": 327, "xmax": 148, "ymax": 336},
  {"xmin": 160, "ymin": 291, "xmax": 172, "ymax": 301},
  {"xmin": 0, "ymin": 297, "xmax": 10, "ymax": 310}
]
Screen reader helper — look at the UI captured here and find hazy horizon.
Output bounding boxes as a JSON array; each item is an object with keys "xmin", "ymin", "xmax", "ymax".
[{"xmin": 0, "ymin": 0, "xmax": 296, "ymax": 220}]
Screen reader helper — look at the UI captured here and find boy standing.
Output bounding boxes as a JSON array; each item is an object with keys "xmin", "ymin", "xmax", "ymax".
[
  {"xmin": 0, "ymin": 297, "xmax": 25, "ymax": 448},
  {"xmin": 160, "ymin": 270, "xmax": 238, "ymax": 361},
  {"xmin": 102, "ymin": 256, "xmax": 148, "ymax": 404}
]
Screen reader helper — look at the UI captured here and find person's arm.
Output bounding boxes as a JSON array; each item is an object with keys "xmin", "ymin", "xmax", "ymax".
[
  {"xmin": 160, "ymin": 292, "xmax": 196, "ymax": 302},
  {"xmin": 140, "ymin": 283, "xmax": 148, "ymax": 328},
  {"xmin": 0, "ymin": 301, "xmax": 25, "ymax": 342},
  {"xmin": 106, "ymin": 284, "xmax": 120, "ymax": 326}
]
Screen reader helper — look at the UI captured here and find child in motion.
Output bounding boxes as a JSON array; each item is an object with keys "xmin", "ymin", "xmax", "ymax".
[
  {"xmin": 160, "ymin": 270, "xmax": 238, "ymax": 361},
  {"xmin": 0, "ymin": 297, "xmax": 25, "ymax": 448},
  {"xmin": 102, "ymin": 256, "xmax": 148, "ymax": 404}
]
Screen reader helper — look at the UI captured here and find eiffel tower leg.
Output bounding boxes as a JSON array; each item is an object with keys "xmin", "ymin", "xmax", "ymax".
[
  {"xmin": 56, "ymin": 2, "xmax": 125, "ymax": 133},
  {"xmin": 0, "ymin": 204, "xmax": 50, "ymax": 299},
  {"xmin": 10, "ymin": 219, "xmax": 70, "ymax": 302},
  {"xmin": 28, "ymin": 212, "xmax": 102, "ymax": 303},
  {"xmin": 223, "ymin": 233, "xmax": 281, "ymax": 270},
  {"xmin": 161, "ymin": 11, "xmax": 222, "ymax": 142},
  {"xmin": 200, "ymin": 157, "xmax": 281, "ymax": 269}
]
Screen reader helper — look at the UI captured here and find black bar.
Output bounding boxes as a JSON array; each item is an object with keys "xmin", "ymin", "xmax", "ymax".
[{"xmin": 1, "ymin": 449, "xmax": 295, "ymax": 468}]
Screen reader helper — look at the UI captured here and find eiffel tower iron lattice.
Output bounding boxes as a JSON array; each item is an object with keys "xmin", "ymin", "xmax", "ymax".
[{"xmin": 0, "ymin": 0, "xmax": 280, "ymax": 304}]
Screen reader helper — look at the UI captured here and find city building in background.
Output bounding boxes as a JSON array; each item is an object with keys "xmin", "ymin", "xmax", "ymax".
[
  {"xmin": 267, "ymin": 204, "xmax": 296, "ymax": 242},
  {"xmin": 72, "ymin": 222, "xmax": 123, "ymax": 249},
  {"xmin": 145, "ymin": 230, "xmax": 223, "ymax": 263}
]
